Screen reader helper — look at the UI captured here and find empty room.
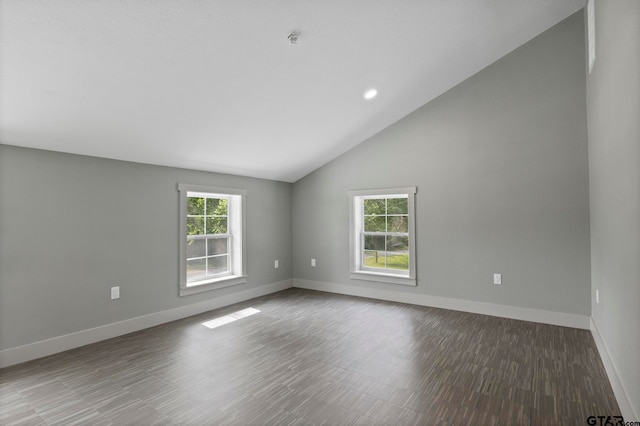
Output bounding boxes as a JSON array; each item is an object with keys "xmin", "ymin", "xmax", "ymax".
[{"xmin": 1, "ymin": 0, "xmax": 638, "ymax": 424}]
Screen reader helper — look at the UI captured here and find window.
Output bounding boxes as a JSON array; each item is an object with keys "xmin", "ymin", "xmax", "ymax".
[
  {"xmin": 186, "ymin": 194, "xmax": 230, "ymax": 280},
  {"xmin": 587, "ymin": 0, "xmax": 596, "ymax": 73},
  {"xmin": 349, "ymin": 187, "xmax": 416, "ymax": 286},
  {"xmin": 178, "ymin": 184, "xmax": 246, "ymax": 296}
]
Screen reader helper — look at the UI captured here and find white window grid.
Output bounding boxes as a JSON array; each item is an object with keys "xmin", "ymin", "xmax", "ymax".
[
  {"xmin": 359, "ymin": 196, "xmax": 410, "ymax": 275},
  {"xmin": 186, "ymin": 193, "xmax": 232, "ymax": 283}
]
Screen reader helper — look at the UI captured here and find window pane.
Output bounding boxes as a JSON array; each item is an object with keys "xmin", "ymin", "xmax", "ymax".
[
  {"xmin": 387, "ymin": 198, "xmax": 408, "ymax": 214},
  {"xmin": 364, "ymin": 215, "xmax": 386, "ymax": 232},
  {"xmin": 386, "ymin": 235, "xmax": 408, "ymax": 251},
  {"xmin": 388, "ymin": 215, "xmax": 408, "ymax": 233},
  {"xmin": 207, "ymin": 255, "xmax": 228, "ymax": 275},
  {"xmin": 206, "ymin": 198, "xmax": 228, "ymax": 216},
  {"xmin": 187, "ymin": 258, "xmax": 207, "ymax": 282},
  {"xmin": 363, "ymin": 250, "xmax": 385, "ymax": 268},
  {"xmin": 187, "ymin": 217, "xmax": 204, "ymax": 235},
  {"xmin": 208, "ymin": 238, "xmax": 228, "ymax": 256},
  {"xmin": 186, "ymin": 239, "xmax": 206, "ymax": 258},
  {"xmin": 385, "ymin": 253, "xmax": 409, "ymax": 270},
  {"xmin": 364, "ymin": 198, "xmax": 385, "ymax": 215},
  {"xmin": 364, "ymin": 235, "xmax": 385, "ymax": 251},
  {"xmin": 386, "ymin": 236, "xmax": 409, "ymax": 270},
  {"xmin": 187, "ymin": 197, "xmax": 205, "ymax": 215},
  {"xmin": 206, "ymin": 217, "xmax": 227, "ymax": 234}
]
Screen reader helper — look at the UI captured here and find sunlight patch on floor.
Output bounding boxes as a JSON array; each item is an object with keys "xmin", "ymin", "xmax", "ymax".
[{"xmin": 201, "ymin": 307, "xmax": 261, "ymax": 329}]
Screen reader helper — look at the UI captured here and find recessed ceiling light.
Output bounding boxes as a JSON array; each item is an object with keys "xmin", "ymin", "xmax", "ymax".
[{"xmin": 363, "ymin": 88, "xmax": 378, "ymax": 100}]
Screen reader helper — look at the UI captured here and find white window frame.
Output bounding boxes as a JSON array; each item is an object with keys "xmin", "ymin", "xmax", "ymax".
[
  {"xmin": 178, "ymin": 183, "xmax": 247, "ymax": 296},
  {"xmin": 348, "ymin": 187, "xmax": 417, "ymax": 286}
]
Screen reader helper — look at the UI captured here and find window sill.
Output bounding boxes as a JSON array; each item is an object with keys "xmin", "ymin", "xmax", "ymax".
[
  {"xmin": 350, "ymin": 271, "xmax": 416, "ymax": 286},
  {"xmin": 179, "ymin": 275, "xmax": 247, "ymax": 296}
]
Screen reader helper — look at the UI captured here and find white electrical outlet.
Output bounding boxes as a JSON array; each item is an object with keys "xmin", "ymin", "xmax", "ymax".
[
  {"xmin": 274, "ymin": 260, "xmax": 279, "ymax": 269},
  {"xmin": 111, "ymin": 286, "xmax": 120, "ymax": 300},
  {"xmin": 311, "ymin": 258, "xmax": 316, "ymax": 267},
  {"xmin": 596, "ymin": 289, "xmax": 599, "ymax": 304},
  {"xmin": 493, "ymin": 274, "xmax": 502, "ymax": 285}
]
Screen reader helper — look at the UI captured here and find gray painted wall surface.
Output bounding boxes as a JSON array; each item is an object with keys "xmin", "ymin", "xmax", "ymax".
[
  {"xmin": 293, "ymin": 12, "xmax": 591, "ymax": 315},
  {"xmin": 587, "ymin": 0, "xmax": 640, "ymax": 417},
  {"xmin": 0, "ymin": 145, "xmax": 292, "ymax": 351}
]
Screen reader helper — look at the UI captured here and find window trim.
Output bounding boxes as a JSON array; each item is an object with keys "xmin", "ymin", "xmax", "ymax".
[
  {"xmin": 348, "ymin": 187, "xmax": 417, "ymax": 286},
  {"xmin": 178, "ymin": 183, "xmax": 247, "ymax": 296}
]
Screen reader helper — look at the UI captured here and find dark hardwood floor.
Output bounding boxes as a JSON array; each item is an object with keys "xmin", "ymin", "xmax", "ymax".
[{"xmin": 0, "ymin": 288, "xmax": 619, "ymax": 425}]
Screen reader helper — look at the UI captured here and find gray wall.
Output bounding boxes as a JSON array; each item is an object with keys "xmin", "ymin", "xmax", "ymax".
[
  {"xmin": 0, "ymin": 145, "xmax": 292, "ymax": 351},
  {"xmin": 292, "ymin": 12, "xmax": 591, "ymax": 315},
  {"xmin": 587, "ymin": 0, "xmax": 640, "ymax": 417}
]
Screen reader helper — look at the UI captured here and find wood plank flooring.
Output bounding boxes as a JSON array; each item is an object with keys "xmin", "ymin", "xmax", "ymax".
[{"xmin": 0, "ymin": 288, "xmax": 620, "ymax": 425}]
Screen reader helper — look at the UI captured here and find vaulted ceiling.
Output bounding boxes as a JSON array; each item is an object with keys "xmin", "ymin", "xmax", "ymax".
[{"xmin": 0, "ymin": 0, "xmax": 584, "ymax": 182}]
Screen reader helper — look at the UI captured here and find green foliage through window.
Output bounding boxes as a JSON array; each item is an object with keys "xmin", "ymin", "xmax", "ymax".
[
  {"xmin": 186, "ymin": 194, "xmax": 230, "ymax": 282},
  {"xmin": 361, "ymin": 195, "xmax": 409, "ymax": 272},
  {"xmin": 187, "ymin": 197, "xmax": 228, "ymax": 235}
]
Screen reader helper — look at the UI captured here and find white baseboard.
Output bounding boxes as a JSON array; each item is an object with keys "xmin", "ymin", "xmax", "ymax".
[
  {"xmin": 293, "ymin": 279, "xmax": 591, "ymax": 329},
  {"xmin": 590, "ymin": 318, "xmax": 638, "ymax": 421},
  {"xmin": 0, "ymin": 279, "xmax": 293, "ymax": 369}
]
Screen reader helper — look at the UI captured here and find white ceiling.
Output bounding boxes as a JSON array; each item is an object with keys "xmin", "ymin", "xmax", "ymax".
[{"xmin": 0, "ymin": 0, "xmax": 584, "ymax": 182}]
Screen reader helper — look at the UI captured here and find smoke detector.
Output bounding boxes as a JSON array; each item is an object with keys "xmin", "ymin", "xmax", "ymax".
[{"xmin": 287, "ymin": 32, "xmax": 300, "ymax": 44}]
